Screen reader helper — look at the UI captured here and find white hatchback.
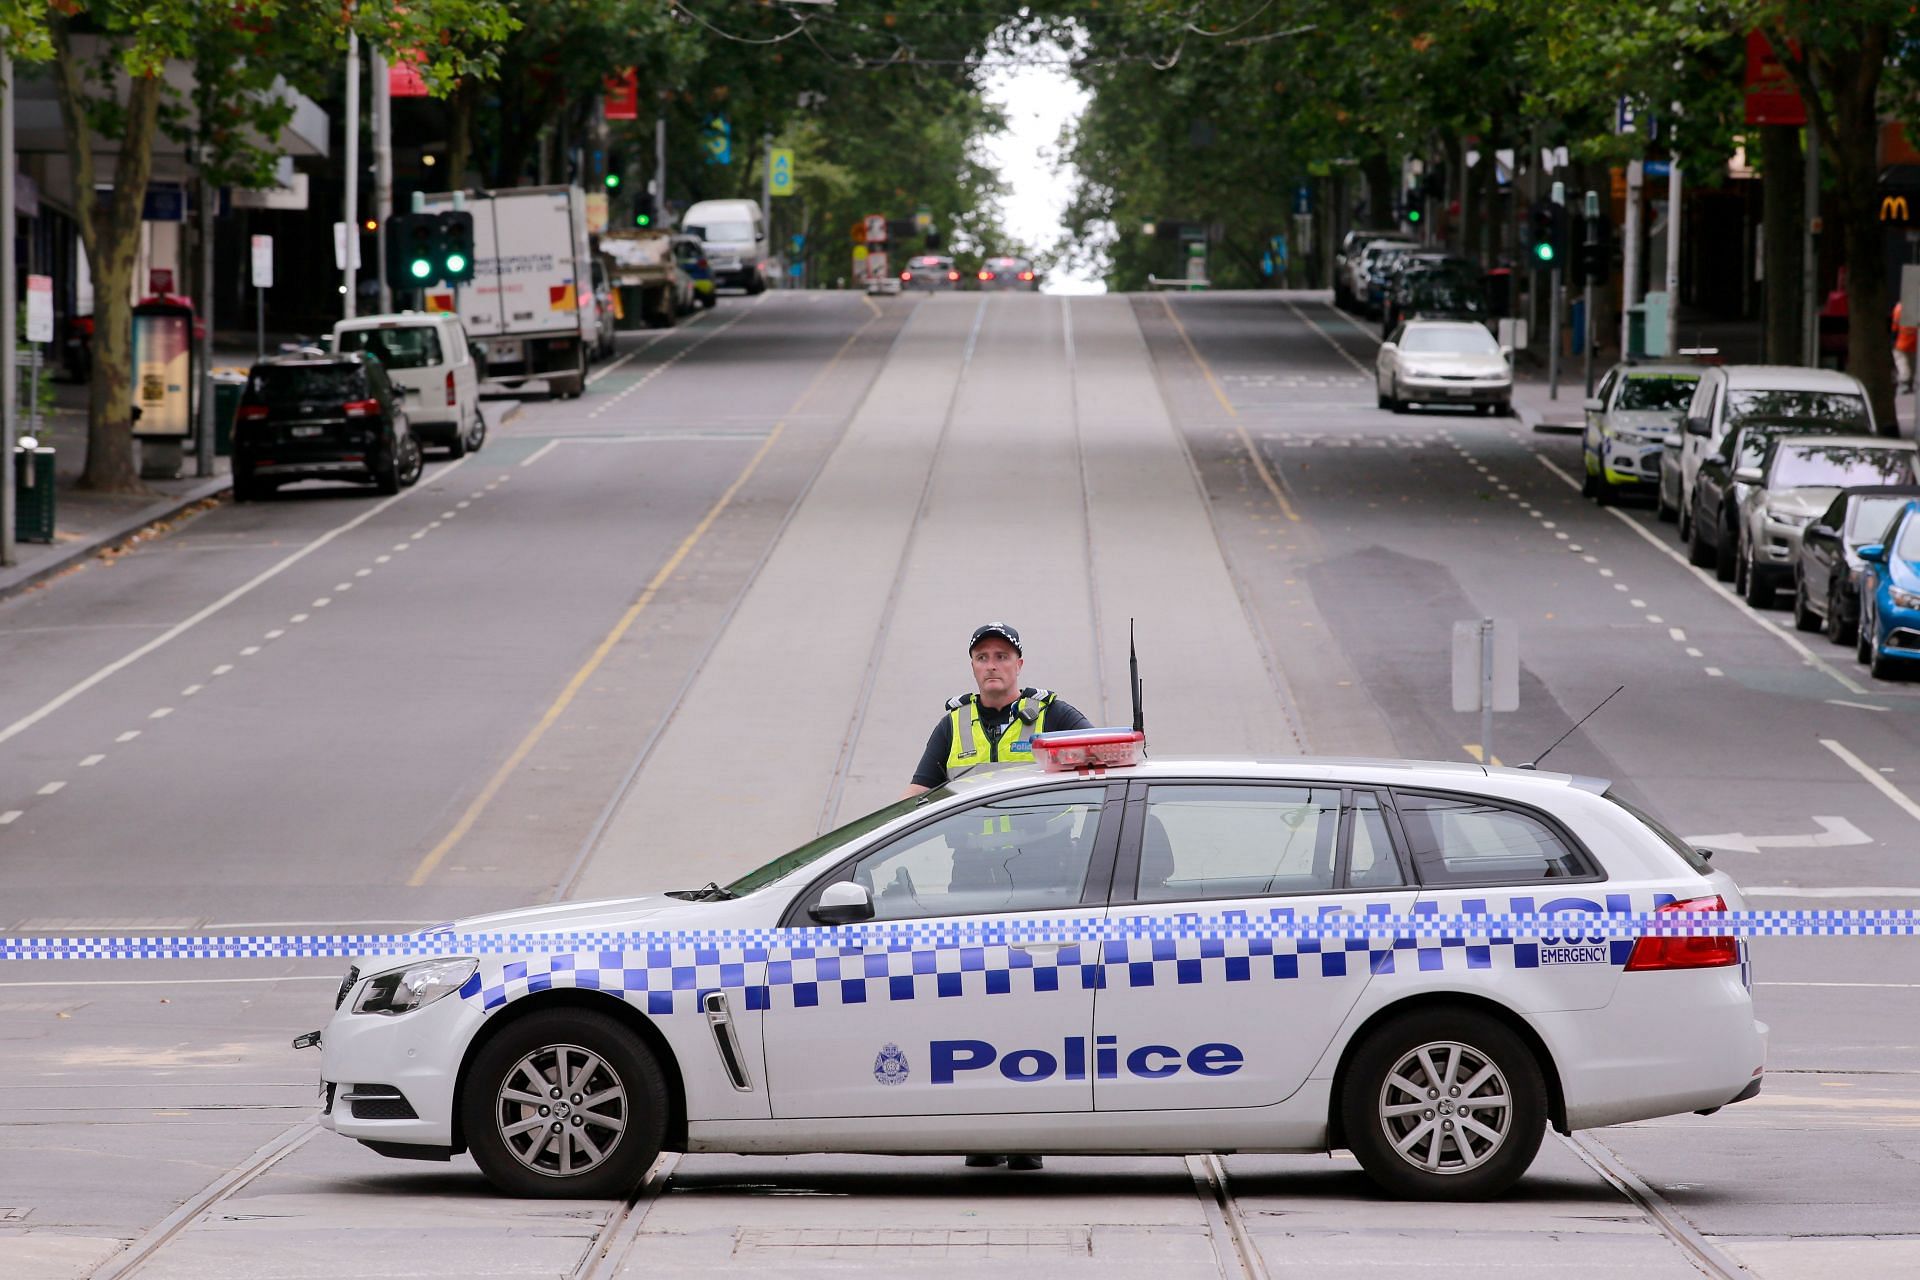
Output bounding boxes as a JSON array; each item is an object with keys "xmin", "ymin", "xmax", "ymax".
[
  {"xmin": 313, "ymin": 744, "xmax": 1765, "ymax": 1201},
  {"xmin": 331, "ymin": 313, "xmax": 486, "ymax": 458}
]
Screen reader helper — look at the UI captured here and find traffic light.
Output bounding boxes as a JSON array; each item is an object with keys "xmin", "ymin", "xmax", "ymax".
[
  {"xmin": 386, "ymin": 212, "xmax": 435, "ymax": 289},
  {"xmin": 1574, "ymin": 213, "xmax": 1611, "ymax": 287},
  {"xmin": 604, "ymin": 173, "xmax": 620, "ymax": 190},
  {"xmin": 1529, "ymin": 200, "xmax": 1569, "ymax": 268},
  {"xmin": 633, "ymin": 194, "xmax": 656, "ymax": 228},
  {"xmin": 439, "ymin": 211, "xmax": 475, "ymax": 284}
]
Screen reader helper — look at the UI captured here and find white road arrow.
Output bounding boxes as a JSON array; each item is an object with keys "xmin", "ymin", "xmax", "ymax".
[{"xmin": 1682, "ymin": 816, "xmax": 1872, "ymax": 855}]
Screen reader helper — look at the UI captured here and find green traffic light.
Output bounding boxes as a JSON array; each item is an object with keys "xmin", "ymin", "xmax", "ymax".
[
  {"xmin": 409, "ymin": 258, "xmax": 433, "ymax": 280},
  {"xmin": 445, "ymin": 253, "xmax": 467, "ymax": 275},
  {"xmin": 1534, "ymin": 242, "xmax": 1555, "ymax": 263},
  {"xmin": 635, "ymin": 212, "xmax": 652, "ymax": 227},
  {"xmin": 1407, "ymin": 209, "xmax": 1421, "ymax": 223},
  {"xmin": 604, "ymin": 174, "xmax": 620, "ymax": 189}
]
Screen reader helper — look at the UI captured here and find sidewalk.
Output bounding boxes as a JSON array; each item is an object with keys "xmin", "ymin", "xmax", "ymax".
[{"xmin": 2, "ymin": 354, "xmax": 240, "ymax": 602}]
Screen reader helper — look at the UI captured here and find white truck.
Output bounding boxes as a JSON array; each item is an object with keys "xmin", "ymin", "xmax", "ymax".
[{"xmin": 417, "ymin": 185, "xmax": 605, "ymax": 399}]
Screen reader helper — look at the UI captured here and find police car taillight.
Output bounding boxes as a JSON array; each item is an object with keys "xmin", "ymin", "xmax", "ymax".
[
  {"xmin": 1031, "ymin": 728, "xmax": 1145, "ymax": 772},
  {"xmin": 1624, "ymin": 895, "xmax": 1739, "ymax": 971}
]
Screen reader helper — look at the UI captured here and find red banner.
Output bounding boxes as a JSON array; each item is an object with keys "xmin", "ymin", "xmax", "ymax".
[
  {"xmin": 1744, "ymin": 31, "xmax": 1805, "ymax": 127},
  {"xmin": 389, "ymin": 51, "xmax": 430, "ymax": 99},
  {"xmin": 604, "ymin": 70, "xmax": 639, "ymax": 121}
]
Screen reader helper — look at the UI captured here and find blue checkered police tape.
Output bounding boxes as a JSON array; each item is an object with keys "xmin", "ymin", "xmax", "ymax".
[{"xmin": 3, "ymin": 909, "xmax": 1918, "ymax": 962}]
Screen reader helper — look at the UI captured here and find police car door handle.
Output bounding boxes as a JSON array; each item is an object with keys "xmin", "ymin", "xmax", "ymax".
[{"xmin": 1011, "ymin": 942, "xmax": 1061, "ymax": 960}]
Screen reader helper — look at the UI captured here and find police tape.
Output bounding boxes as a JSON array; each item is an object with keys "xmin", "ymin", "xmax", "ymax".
[{"xmin": 4, "ymin": 910, "xmax": 1920, "ymax": 962}]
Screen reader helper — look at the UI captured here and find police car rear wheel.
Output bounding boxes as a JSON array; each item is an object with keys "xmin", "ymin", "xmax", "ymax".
[
  {"xmin": 463, "ymin": 1009, "xmax": 667, "ymax": 1198},
  {"xmin": 1342, "ymin": 1010, "xmax": 1545, "ymax": 1200}
]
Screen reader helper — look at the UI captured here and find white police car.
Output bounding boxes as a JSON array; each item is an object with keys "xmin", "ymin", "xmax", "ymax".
[{"xmin": 315, "ymin": 733, "xmax": 1765, "ymax": 1200}]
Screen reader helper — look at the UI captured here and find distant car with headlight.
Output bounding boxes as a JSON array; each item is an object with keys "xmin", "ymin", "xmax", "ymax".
[
  {"xmin": 1731, "ymin": 436, "xmax": 1917, "ymax": 607},
  {"xmin": 311, "ymin": 731, "xmax": 1764, "ymax": 1202},
  {"xmin": 1377, "ymin": 318, "xmax": 1513, "ymax": 415},
  {"xmin": 1581, "ymin": 363, "xmax": 1700, "ymax": 506}
]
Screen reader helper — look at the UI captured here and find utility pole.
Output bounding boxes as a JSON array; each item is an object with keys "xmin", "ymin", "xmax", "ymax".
[
  {"xmin": 1549, "ymin": 180, "xmax": 1564, "ymax": 400},
  {"xmin": 654, "ymin": 113, "xmax": 668, "ymax": 227},
  {"xmin": 1664, "ymin": 161, "xmax": 1682, "ymax": 357},
  {"xmin": 1583, "ymin": 189, "xmax": 1600, "ymax": 395},
  {"xmin": 1803, "ymin": 112, "xmax": 1820, "ymax": 367},
  {"xmin": 760, "ymin": 133, "xmax": 772, "ymax": 280},
  {"xmin": 1620, "ymin": 160, "xmax": 1643, "ymax": 358},
  {"xmin": 195, "ymin": 160, "xmax": 214, "ymax": 477},
  {"xmin": 2, "ymin": 49, "xmax": 16, "ymax": 568},
  {"xmin": 372, "ymin": 45, "xmax": 392, "ymax": 314},
  {"xmin": 343, "ymin": 31, "xmax": 360, "ymax": 319}
]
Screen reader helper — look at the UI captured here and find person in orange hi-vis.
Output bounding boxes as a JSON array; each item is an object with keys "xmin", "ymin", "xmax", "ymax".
[{"xmin": 1893, "ymin": 302, "xmax": 1917, "ymax": 393}]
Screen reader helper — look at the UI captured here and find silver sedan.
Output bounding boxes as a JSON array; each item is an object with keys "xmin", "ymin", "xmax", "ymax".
[{"xmin": 1376, "ymin": 319, "xmax": 1513, "ymax": 415}]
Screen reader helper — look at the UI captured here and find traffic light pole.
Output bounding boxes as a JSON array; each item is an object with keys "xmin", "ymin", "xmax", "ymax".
[
  {"xmin": 1548, "ymin": 181, "xmax": 1563, "ymax": 401},
  {"xmin": 1583, "ymin": 189, "xmax": 1599, "ymax": 396},
  {"xmin": 373, "ymin": 44, "xmax": 392, "ymax": 314},
  {"xmin": 343, "ymin": 31, "xmax": 359, "ymax": 320}
]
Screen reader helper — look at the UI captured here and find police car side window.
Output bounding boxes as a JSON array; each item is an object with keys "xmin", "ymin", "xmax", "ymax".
[
  {"xmin": 848, "ymin": 786, "xmax": 1106, "ymax": 921},
  {"xmin": 1346, "ymin": 791, "xmax": 1405, "ymax": 889},
  {"xmin": 1136, "ymin": 785, "xmax": 1341, "ymax": 901},
  {"xmin": 1392, "ymin": 792, "xmax": 1591, "ymax": 885}
]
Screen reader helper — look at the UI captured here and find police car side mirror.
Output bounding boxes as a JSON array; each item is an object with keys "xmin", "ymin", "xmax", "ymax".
[
  {"xmin": 1661, "ymin": 432, "xmax": 1682, "ymax": 449},
  {"xmin": 811, "ymin": 881, "xmax": 874, "ymax": 926},
  {"xmin": 1684, "ymin": 416, "xmax": 1710, "ymax": 437},
  {"xmin": 1582, "ymin": 397, "xmax": 1604, "ymax": 412}
]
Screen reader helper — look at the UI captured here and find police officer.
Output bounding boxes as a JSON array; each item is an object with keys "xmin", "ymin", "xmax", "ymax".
[
  {"xmin": 905, "ymin": 622, "xmax": 1091, "ymax": 1174},
  {"xmin": 904, "ymin": 623, "xmax": 1093, "ymax": 797}
]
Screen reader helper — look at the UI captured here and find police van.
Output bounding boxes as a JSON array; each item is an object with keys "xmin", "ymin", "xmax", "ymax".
[{"xmin": 313, "ymin": 734, "xmax": 1765, "ymax": 1200}]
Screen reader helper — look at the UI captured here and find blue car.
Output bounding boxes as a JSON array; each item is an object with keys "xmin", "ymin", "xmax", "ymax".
[{"xmin": 1855, "ymin": 499, "xmax": 1920, "ymax": 678}]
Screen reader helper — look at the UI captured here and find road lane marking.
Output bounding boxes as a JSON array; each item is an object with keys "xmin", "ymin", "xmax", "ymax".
[
  {"xmin": 0, "ymin": 811, "xmax": 18, "ymax": 825},
  {"xmin": 0, "ymin": 458, "xmax": 470, "ymax": 750},
  {"xmin": 1822, "ymin": 738, "xmax": 1920, "ymax": 825},
  {"xmin": 1282, "ymin": 297, "xmax": 1373, "ymax": 375},
  {"xmin": 409, "ymin": 304, "xmax": 883, "ymax": 887},
  {"xmin": 519, "ymin": 439, "xmax": 561, "ymax": 468},
  {"xmin": 1746, "ymin": 884, "xmax": 1920, "ymax": 897},
  {"xmin": 180, "ymin": 685, "xmax": 202, "ymax": 697},
  {"xmin": 79, "ymin": 755, "xmax": 103, "ymax": 767},
  {"xmin": 116, "ymin": 731, "xmax": 139, "ymax": 743},
  {"xmin": 240, "ymin": 646, "xmax": 259, "ymax": 655},
  {"xmin": 148, "ymin": 708, "xmax": 172, "ymax": 720},
  {"xmin": 1159, "ymin": 294, "xmax": 1301, "ymax": 523},
  {"xmin": 1827, "ymin": 699, "xmax": 1888, "ymax": 711},
  {"xmin": 36, "ymin": 781, "xmax": 64, "ymax": 795},
  {"xmin": 1533, "ymin": 451, "xmax": 1870, "ymax": 694},
  {"xmin": 587, "ymin": 307, "xmax": 755, "ymax": 422},
  {"xmin": 1684, "ymin": 816, "xmax": 1870, "ymax": 853}
]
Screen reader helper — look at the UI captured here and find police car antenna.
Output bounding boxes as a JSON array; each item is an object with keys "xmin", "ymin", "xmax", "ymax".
[
  {"xmin": 1130, "ymin": 619, "xmax": 1144, "ymax": 735},
  {"xmin": 1522, "ymin": 685, "xmax": 1623, "ymax": 770}
]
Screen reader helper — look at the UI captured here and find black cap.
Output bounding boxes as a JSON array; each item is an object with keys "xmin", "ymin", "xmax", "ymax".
[{"xmin": 968, "ymin": 622, "xmax": 1022, "ymax": 655}]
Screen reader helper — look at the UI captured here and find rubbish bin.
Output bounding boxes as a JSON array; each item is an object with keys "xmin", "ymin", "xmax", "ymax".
[
  {"xmin": 13, "ymin": 445, "xmax": 55, "ymax": 543},
  {"xmin": 212, "ymin": 372, "xmax": 247, "ymax": 457}
]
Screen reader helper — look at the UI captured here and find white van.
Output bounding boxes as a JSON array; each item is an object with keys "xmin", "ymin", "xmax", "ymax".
[
  {"xmin": 680, "ymin": 198, "xmax": 767, "ymax": 294},
  {"xmin": 331, "ymin": 312, "xmax": 487, "ymax": 457}
]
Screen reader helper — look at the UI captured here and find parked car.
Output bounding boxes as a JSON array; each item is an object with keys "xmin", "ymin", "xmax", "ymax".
[
  {"xmin": 588, "ymin": 257, "xmax": 617, "ymax": 356},
  {"xmin": 672, "ymin": 235, "xmax": 718, "ymax": 310},
  {"xmin": 1363, "ymin": 243, "xmax": 1423, "ymax": 317},
  {"xmin": 1334, "ymin": 228, "xmax": 1399, "ymax": 309},
  {"xmin": 902, "ymin": 255, "xmax": 961, "ymax": 291},
  {"xmin": 331, "ymin": 312, "xmax": 486, "ymax": 458},
  {"xmin": 1673, "ymin": 365, "xmax": 1876, "ymax": 549},
  {"xmin": 1582, "ymin": 363, "xmax": 1701, "ymax": 507},
  {"xmin": 1376, "ymin": 318, "xmax": 1512, "ymax": 415},
  {"xmin": 1686, "ymin": 421, "xmax": 1850, "ymax": 580},
  {"xmin": 1349, "ymin": 238, "xmax": 1416, "ymax": 316},
  {"xmin": 232, "ymin": 353, "xmax": 424, "ymax": 501},
  {"xmin": 681, "ymin": 198, "xmax": 767, "ymax": 293},
  {"xmin": 1857, "ymin": 502, "xmax": 1920, "ymax": 677},
  {"xmin": 978, "ymin": 256, "xmax": 1038, "ymax": 291},
  {"xmin": 1380, "ymin": 253, "xmax": 1478, "ymax": 335},
  {"xmin": 1731, "ymin": 437, "xmax": 1917, "ymax": 606},
  {"xmin": 1791, "ymin": 486, "xmax": 1920, "ymax": 642}
]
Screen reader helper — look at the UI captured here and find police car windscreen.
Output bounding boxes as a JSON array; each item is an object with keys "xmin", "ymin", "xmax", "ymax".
[{"xmin": 1616, "ymin": 375, "xmax": 1698, "ymax": 412}]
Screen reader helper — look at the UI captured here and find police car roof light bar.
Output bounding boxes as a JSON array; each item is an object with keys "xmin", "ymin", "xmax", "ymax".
[{"xmin": 1030, "ymin": 728, "xmax": 1146, "ymax": 773}]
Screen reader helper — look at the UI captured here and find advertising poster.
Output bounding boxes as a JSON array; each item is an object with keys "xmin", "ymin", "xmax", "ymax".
[{"xmin": 131, "ymin": 308, "xmax": 193, "ymax": 438}]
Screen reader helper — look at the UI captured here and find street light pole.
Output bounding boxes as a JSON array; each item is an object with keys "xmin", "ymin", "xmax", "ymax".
[
  {"xmin": 1583, "ymin": 189, "xmax": 1599, "ymax": 396},
  {"xmin": 1664, "ymin": 160, "xmax": 1682, "ymax": 357},
  {"xmin": 1620, "ymin": 160, "xmax": 1643, "ymax": 358},
  {"xmin": 1549, "ymin": 180, "xmax": 1563, "ymax": 400},
  {"xmin": 373, "ymin": 45, "xmax": 392, "ymax": 314},
  {"xmin": 2, "ymin": 50, "xmax": 16, "ymax": 568},
  {"xmin": 343, "ymin": 30, "xmax": 360, "ymax": 320}
]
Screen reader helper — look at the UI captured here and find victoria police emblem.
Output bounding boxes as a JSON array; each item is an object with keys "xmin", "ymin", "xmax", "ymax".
[{"xmin": 873, "ymin": 1042, "xmax": 910, "ymax": 1086}]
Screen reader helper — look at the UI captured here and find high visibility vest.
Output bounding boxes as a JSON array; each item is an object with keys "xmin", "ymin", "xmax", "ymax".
[{"xmin": 945, "ymin": 689, "xmax": 1055, "ymax": 772}]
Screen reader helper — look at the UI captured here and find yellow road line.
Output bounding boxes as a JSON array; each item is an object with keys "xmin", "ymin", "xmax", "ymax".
[
  {"xmin": 407, "ymin": 312, "xmax": 882, "ymax": 887},
  {"xmin": 1158, "ymin": 294, "xmax": 1301, "ymax": 523}
]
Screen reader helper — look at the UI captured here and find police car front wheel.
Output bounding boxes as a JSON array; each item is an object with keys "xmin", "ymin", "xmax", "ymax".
[
  {"xmin": 1340, "ymin": 1009, "xmax": 1547, "ymax": 1200},
  {"xmin": 462, "ymin": 1009, "xmax": 669, "ymax": 1198}
]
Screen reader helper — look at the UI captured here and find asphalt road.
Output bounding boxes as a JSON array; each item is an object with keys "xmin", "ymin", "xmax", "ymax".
[{"xmin": 1, "ymin": 290, "xmax": 1914, "ymax": 1278}]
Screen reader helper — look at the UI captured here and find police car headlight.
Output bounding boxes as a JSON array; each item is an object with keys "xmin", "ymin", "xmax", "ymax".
[{"xmin": 352, "ymin": 958, "xmax": 476, "ymax": 1016}]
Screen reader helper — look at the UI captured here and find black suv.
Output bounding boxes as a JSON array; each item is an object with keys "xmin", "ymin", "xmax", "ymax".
[{"xmin": 232, "ymin": 354, "xmax": 423, "ymax": 501}]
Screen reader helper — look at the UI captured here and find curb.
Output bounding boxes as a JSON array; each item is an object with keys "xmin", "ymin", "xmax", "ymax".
[{"xmin": 0, "ymin": 473, "xmax": 232, "ymax": 603}]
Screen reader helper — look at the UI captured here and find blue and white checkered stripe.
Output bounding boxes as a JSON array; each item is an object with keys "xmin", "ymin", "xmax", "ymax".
[{"xmin": 3, "ymin": 908, "xmax": 1918, "ymax": 965}]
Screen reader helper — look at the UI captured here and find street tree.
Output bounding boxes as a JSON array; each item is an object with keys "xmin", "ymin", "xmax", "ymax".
[{"xmin": 16, "ymin": 0, "xmax": 511, "ymax": 494}]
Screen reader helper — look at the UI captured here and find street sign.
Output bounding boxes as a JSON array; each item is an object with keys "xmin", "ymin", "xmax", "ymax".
[
  {"xmin": 791, "ymin": 233, "xmax": 806, "ymax": 251},
  {"xmin": 250, "ymin": 235, "xmax": 274, "ymax": 289},
  {"xmin": 914, "ymin": 207, "xmax": 933, "ymax": 234},
  {"xmin": 25, "ymin": 275, "xmax": 52, "ymax": 344},
  {"xmin": 865, "ymin": 214, "xmax": 888, "ymax": 243},
  {"xmin": 769, "ymin": 147, "xmax": 795, "ymax": 197},
  {"xmin": 389, "ymin": 51, "xmax": 429, "ymax": 98},
  {"xmin": 1452, "ymin": 617, "xmax": 1518, "ymax": 761},
  {"xmin": 332, "ymin": 221, "xmax": 362, "ymax": 271}
]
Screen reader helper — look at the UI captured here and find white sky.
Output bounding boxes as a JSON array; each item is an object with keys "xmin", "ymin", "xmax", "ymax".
[{"xmin": 981, "ymin": 43, "xmax": 1105, "ymax": 295}]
